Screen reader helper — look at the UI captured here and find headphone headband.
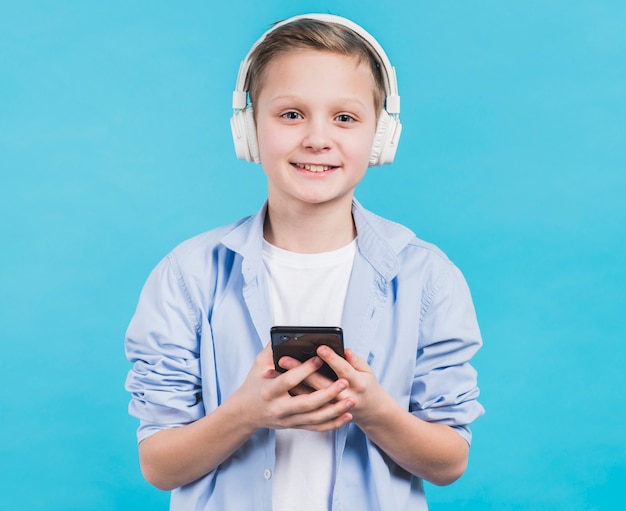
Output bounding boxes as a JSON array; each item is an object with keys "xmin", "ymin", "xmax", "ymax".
[
  {"xmin": 232, "ymin": 14, "xmax": 400, "ymax": 113},
  {"xmin": 231, "ymin": 13, "xmax": 402, "ymax": 165}
]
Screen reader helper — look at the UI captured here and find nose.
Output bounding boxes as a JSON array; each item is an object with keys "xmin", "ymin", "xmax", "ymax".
[{"xmin": 302, "ymin": 118, "xmax": 332, "ymax": 152}]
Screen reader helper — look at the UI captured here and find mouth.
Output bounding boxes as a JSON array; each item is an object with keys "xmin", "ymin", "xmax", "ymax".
[{"xmin": 292, "ymin": 163, "xmax": 338, "ymax": 173}]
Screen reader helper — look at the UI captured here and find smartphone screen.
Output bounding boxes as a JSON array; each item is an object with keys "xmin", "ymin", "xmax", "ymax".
[{"xmin": 270, "ymin": 326, "xmax": 344, "ymax": 380}]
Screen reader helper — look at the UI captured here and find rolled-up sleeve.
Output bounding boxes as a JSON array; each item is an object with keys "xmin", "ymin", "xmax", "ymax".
[
  {"xmin": 409, "ymin": 264, "xmax": 484, "ymax": 444},
  {"xmin": 125, "ymin": 253, "xmax": 205, "ymax": 443}
]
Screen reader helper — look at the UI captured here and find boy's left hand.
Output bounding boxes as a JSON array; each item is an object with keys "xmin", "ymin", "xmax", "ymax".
[
  {"xmin": 284, "ymin": 346, "xmax": 387, "ymax": 427},
  {"xmin": 282, "ymin": 346, "xmax": 468, "ymax": 485},
  {"xmin": 282, "ymin": 345, "xmax": 471, "ymax": 485}
]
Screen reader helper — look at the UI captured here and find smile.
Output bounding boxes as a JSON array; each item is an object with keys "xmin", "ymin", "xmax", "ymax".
[{"xmin": 293, "ymin": 163, "xmax": 336, "ymax": 173}]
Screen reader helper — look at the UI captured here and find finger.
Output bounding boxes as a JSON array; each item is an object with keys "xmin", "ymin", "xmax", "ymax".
[
  {"xmin": 344, "ymin": 347, "xmax": 355, "ymax": 364},
  {"xmin": 256, "ymin": 342, "xmax": 277, "ymax": 369},
  {"xmin": 256, "ymin": 344, "xmax": 283, "ymax": 379},
  {"xmin": 291, "ymin": 411, "xmax": 354, "ymax": 432},
  {"xmin": 286, "ymin": 378, "xmax": 350, "ymax": 414},
  {"xmin": 266, "ymin": 378, "xmax": 350, "ymax": 428},
  {"xmin": 280, "ymin": 397, "xmax": 354, "ymax": 430},
  {"xmin": 343, "ymin": 348, "xmax": 372, "ymax": 372},
  {"xmin": 316, "ymin": 345, "xmax": 354, "ymax": 377},
  {"xmin": 277, "ymin": 355, "xmax": 306, "ymax": 371},
  {"xmin": 301, "ymin": 368, "xmax": 335, "ymax": 391},
  {"xmin": 288, "ymin": 383, "xmax": 315, "ymax": 397},
  {"xmin": 275, "ymin": 356, "xmax": 323, "ymax": 391},
  {"xmin": 279, "ymin": 355, "xmax": 339, "ymax": 391}
]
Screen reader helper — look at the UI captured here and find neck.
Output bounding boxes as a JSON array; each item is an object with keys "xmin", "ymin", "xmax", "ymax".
[{"xmin": 264, "ymin": 198, "xmax": 356, "ymax": 254}]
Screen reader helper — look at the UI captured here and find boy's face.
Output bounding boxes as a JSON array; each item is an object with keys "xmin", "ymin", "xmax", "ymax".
[{"xmin": 254, "ymin": 49, "xmax": 378, "ymax": 211}]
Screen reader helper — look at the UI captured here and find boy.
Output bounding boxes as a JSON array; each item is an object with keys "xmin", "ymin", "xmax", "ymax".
[{"xmin": 125, "ymin": 13, "xmax": 484, "ymax": 510}]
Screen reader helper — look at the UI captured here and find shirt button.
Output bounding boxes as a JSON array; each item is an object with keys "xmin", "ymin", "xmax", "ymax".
[{"xmin": 264, "ymin": 469, "xmax": 272, "ymax": 480}]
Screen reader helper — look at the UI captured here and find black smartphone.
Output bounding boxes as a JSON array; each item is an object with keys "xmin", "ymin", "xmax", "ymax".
[{"xmin": 270, "ymin": 326, "xmax": 344, "ymax": 380}]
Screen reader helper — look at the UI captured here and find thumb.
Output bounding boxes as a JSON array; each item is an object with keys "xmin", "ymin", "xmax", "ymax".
[{"xmin": 344, "ymin": 348, "xmax": 371, "ymax": 372}]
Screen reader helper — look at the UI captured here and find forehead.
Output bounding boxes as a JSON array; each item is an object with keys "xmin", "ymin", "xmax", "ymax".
[{"xmin": 258, "ymin": 49, "xmax": 377, "ymax": 101}]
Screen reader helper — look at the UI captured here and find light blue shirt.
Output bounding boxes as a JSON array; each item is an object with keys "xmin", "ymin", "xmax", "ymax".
[{"xmin": 125, "ymin": 199, "xmax": 484, "ymax": 511}]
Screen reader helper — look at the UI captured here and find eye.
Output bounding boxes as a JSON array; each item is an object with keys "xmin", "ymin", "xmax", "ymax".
[
  {"xmin": 335, "ymin": 114, "xmax": 356, "ymax": 123},
  {"xmin": 281, "ymin": 111, "xmax": 302, "ymax": 120}
]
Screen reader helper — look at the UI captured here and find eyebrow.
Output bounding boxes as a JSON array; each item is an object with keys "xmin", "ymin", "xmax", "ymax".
[{"xmin": 266, "ymin": 94, "xmax": 372, "ymax": 110}]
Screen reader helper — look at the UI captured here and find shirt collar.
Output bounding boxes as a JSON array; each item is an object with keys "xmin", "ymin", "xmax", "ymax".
[
  {"xmin": 351, "ymin": 198, "xmax": 415, "ymax": 281},
  {"xmin": 220, "ymin": 199, "xmax": 415, "ymax": 282}
]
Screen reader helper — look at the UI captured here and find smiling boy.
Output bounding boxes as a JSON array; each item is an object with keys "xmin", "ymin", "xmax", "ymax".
[{"xmin": 126, "ymin": 14, "xmax": 484, "ymax": 511}]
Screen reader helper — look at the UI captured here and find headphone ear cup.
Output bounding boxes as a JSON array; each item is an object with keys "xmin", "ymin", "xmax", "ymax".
[
  {"xmin": 231, "ymin": 109, "xmax": 250, "ymax": 161},
  {"xmin": 369, "ymin": 110, "xmax": 402, "ymax": 166},
  {"xmin": 369, "ymin": 112, "xmax": 389, "ymax": 166},
  {"xmin": 230, "ymin": 107, "xmax": 261, "ymax": 163},
  {"xmin": 244, "ymin": 108, "xmax": 261, "ymax": 164}
]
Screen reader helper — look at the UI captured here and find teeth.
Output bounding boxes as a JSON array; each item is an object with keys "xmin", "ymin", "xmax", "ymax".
[{"xmin": 296, "ymin": 163, "xmax": 332, "ymax": 172}]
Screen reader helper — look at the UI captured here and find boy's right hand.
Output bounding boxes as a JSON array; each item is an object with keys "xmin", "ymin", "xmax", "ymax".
[{"xmin": 232, "ymin": 344, "xmax": 354, "ymax": 433}]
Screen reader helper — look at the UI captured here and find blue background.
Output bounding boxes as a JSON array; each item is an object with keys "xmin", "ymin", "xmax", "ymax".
[{"xmin": 1, "ymin": 1, "xmax": 624, "ymax": 509}]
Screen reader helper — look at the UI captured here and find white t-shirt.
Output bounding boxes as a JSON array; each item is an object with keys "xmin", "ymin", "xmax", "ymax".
[{"xmin": 262, "ymin": 239, "xmax": 356, "ymax": 511}]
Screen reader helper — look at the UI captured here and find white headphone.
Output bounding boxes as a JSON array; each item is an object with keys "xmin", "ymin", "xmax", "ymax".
[{"xmin": 230, "ymin": 13, "xmax": 402, "ymax": 166}]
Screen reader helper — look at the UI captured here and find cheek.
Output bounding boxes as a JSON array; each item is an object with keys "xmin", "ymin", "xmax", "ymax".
[
  {"xmin": 256, "ymin": 121, "xmax": 293, "ymax": 159},
  {"xmin": 348, "ymin": 132, "xmax": 376, "ymax": 165}
]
